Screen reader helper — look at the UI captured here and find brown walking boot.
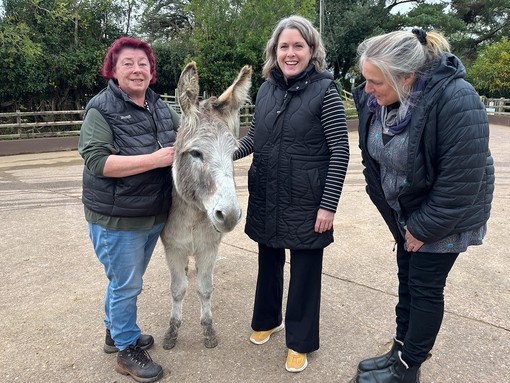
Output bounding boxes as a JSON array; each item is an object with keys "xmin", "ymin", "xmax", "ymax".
[{"xmin": 115, "ymin": 345, "xmax": 164, "ymax": 383}]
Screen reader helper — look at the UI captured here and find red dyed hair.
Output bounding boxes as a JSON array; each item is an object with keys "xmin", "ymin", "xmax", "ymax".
[{"xmin": 100, "ymin": 36, "xmax": 158, "ymax": 84}]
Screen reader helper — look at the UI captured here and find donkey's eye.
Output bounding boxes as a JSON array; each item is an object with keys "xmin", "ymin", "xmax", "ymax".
[{"xmin": 189, "ymin": 150, "xmax": 203, "ymax": 160}]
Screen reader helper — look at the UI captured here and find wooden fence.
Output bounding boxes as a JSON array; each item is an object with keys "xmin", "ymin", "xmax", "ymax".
[
  {"xmin": 482, "ymin": 97, "xmax": 510, "ymax": 114},
  {"xmin": 0, "ymin": 92, "xmax": 502, "ymax": 156},
  {"xmin": 0, "ymin": 95, "xmax": 255, "ymax": 140},
  {"xmin": 0, "ymin": 110, "xmax": 85, "ymax": 140},
  {"xmin": 8, "ymin": 89, "xmax": 479, "ymax": 141}
]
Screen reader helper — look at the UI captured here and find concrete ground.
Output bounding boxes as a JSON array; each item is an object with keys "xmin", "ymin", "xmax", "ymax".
[{"xmin": 0, "ymin": 126, "xmax": 508, "ymax": 383}]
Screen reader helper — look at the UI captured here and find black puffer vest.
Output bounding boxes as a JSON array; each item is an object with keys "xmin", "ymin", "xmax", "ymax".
[
  {"xmin": 245, "ymin": 66, "xmax": 334, "ymax": 249},
  {"xmin": 82, "ymin": 80, "xmax": 176, "ymax": 217}
]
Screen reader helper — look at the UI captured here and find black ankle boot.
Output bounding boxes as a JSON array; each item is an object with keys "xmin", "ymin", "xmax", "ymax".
[
  {"xmin": 104, "ymin": 329, "xmax": 154, "ymax": 353},
  {"xmin": 115, "ymin": 345, "xmax": 164, "ymax": 382},
  {"xmin": 356, "ymin": 352, "xmax": 420, "ymax": 383},
  {"xmin": 358, "ymin": 338, "xmax": 403, "ymax": 372}
]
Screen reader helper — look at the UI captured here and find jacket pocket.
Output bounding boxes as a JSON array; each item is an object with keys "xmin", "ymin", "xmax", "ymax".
[{"xmin": 289, "ymin": 155, "xmax": 328, "ymax": 206}]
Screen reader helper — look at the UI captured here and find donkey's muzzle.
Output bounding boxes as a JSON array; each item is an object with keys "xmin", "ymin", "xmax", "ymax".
[{"xmin": 212, "ymin": 205, "xmax": 242, "ymax": 233}]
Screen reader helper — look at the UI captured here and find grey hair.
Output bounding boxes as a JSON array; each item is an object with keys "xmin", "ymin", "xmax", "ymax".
[
  {"xmin": 357, "ymin": 30, "xmax": 450, "ymax": 103},
  {"xmin": 262, "ymin": 15, "xmax": 326, "ymax": 80}
]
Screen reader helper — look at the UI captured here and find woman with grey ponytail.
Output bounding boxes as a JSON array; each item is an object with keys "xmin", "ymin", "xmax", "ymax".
[{"xmin": 351, "ymin": 29, "xmax": 494, "ymax": 383}]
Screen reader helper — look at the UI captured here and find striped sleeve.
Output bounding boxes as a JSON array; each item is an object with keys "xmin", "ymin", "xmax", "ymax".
[
  {"xmin": 233, "ymin": 112, "xmax": 255, "ymax": 160},
  {"xmin": 320, "ymin": 83, "xmax": 350, "ymax": 212}
]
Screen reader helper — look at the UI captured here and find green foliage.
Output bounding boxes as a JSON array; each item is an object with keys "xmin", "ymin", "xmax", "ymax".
[
  {"xmin": 138, "ymin": 0, "xmax": 192, "ymax": 41},
  {"xmin": 188, "ymin": 0, "xmax": 316, "ymax": 96},
  {"xmin": 322, "ymin": 0, "xmax": 389, "ymax": 86},
  {"xmin": 399, "ymin": 2, "xmax": 465, "ymax": 35},
  {"xmin": 0, "ymin": 22, "xmax": 44, "ymax": 106},
  {"xmin": 398, "ymin": 0, "xmax": 510, "ymax": 63},
  {"xmin": 3, "ymin": 0, "xmax": 510, "ymax": 111},
  {"xmin": 0, "ymin": 0, "xmax": 128, "ymax": 111},
  {"xmin": 468, "ymin": 38, "xmax": 510, "ymax": 98},
  {"xmin": 152, "ymin": 37, "xmax": 194, "ymax": 94}
]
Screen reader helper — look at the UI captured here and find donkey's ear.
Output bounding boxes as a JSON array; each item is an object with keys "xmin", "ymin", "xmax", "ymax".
[
  {"xmin": 177, "ymin": 61, "xmax": 200, "ymax": 114},
  {"xmin": 216, "ymin": 65, "xmax": 252, "ymax": 111}
]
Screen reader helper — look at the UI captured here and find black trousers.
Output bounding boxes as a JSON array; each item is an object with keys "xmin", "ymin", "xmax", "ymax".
[
  {"xmin": 395, "ymin": 243, "xmax": 458, "ymax": 366},
  {"xmin": 251, "ymin": 243, "xmax": 324, "ymax": 353}
]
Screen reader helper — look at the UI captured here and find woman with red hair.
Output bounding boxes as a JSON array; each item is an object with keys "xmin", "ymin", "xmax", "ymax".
[{"xmin": 78, "ymin": 36, "xmax": 179, "ymax": 383}]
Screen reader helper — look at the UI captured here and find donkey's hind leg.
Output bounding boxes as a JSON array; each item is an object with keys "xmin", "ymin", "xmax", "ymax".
[
  {"xmin": 195, "ymin": 253, "xmax": 218, "ymax": 348},
  {"xmin": 163, "ymin": 252, "xmax": 189, "ymax": 350}
]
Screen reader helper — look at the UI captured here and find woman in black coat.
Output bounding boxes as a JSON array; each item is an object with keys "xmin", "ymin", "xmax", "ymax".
[{"xmin": 352, "ymin": 29, "xmax": 494, "ymax": 383}]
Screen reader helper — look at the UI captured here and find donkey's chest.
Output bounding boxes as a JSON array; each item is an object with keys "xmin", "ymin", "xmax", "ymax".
[{"xmin": 165, "ymin": 204, "xmax": 222, "ymax": 249}]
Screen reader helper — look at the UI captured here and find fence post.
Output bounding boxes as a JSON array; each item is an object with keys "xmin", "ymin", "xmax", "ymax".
[
  {"xmin": 497, "ymin": 98, "xmax": 504, "ymax": 113},
  {"xmin": 16, "ymin": 109, "xmax": 21, "ymax": 138}
]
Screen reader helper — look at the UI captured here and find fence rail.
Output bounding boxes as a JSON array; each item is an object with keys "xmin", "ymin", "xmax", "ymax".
[
  {"xmin": 0, "ymin": 99, "xmax": 257, "ymax": 140},
  {"xmin": 5, "ymin": 94, "xmax": 502, "ymax": 141},
  {"xmin": 482, "ymin": 97, "xmax": 510, "ymax": 114},
  {"xmin": 0, "ymin": 109, "xmax": 85, "ymax": 140}
]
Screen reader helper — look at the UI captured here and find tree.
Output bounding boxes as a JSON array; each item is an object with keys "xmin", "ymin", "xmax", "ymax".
[
  {"xmin": 322, "ymin": 0, "xmax": 388, "ymax": 86},
  {"xmin": 4, "ymin": 0, "xmax": 510, "ymax": 112},
  {"xmin": 449, "ymin": 0, "xmax": 510, "ymax": 62},
  {"xmin": 323, "ymin": 0, "xmax": 510, "ymax": 89},
  {"xmin": 0, "ymin": 22, "xmax": 43, "ymax": 110},
  {"xmin": 468, "ymin": 38, "xmax": 510, "ymax": 97},
  {"xmin": 188, "ymin": 0, "xmax": 316, "ymax": 96},
  {"xmin": 391, "ymin": 0, "xmax": 510, "ymax": 63},
  {"xmin": 0, "ymin": 0, "xmax": 126, "ymax": 111},
  {"xmin": 151, "ymin": 37, "xmax": 194, "ymax": 95},
  {"xmin": 138, "ymin": 0, "xmax": 192, "ymax": 41},
  {"xmin": 137, "ymin": 0, "xmax": 194, "ymax": 94}
]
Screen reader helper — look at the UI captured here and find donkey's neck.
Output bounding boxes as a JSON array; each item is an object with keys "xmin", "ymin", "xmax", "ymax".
[{"xmin": 171, "ymin": 186, "xmax": 208, "ymax": 223}]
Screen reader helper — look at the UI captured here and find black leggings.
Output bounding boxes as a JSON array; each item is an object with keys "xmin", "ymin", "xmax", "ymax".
[
  {"xmin": 395, "ymin": 243, "xmax": 458, "ymax": 366},
  {"xmin": 251, "ymin": 243, "xmax": 324, "ymax": 353}
]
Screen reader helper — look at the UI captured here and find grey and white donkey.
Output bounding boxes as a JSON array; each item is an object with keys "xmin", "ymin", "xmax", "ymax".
[{"xmin": 160, "ymin": 62, "xmax": 252, "ymax": 349}]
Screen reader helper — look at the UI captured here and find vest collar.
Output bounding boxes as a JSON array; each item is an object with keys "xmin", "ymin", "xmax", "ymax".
[
  {"xmin": 107, "ymin": 79, "xmax": 159, "ymax": 107},
  {"xmin": 271, "ymin": 64, "xmax": 331, "ymax": 92}
]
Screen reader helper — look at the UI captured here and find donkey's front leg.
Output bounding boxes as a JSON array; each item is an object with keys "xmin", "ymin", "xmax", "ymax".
[
  {"xmin": 163, "ymin": 255, "xmax": 188, "ymax": 350},
  {"xmin": 196, "ymin": 253, "xmax": 218, "ymax": 348}
]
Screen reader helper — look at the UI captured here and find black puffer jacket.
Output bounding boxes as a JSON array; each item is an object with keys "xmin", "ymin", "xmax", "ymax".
[
  {"xmin": 354, "ymin": 53, "xmax": 494, "ymax": 244},
  {"xmin": 245, "ymin": 67, "xmax": 334, "ymax": 249}
]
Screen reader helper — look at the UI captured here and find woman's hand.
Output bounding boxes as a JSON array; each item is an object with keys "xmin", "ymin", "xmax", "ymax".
[
  {"xmin": 152, "ymin": 146, "xmax": 175, "ymax": 168},
  {"xmin": 315, "ymin": 208, "xmax": 334, "ymax": 233},
  {"xmin": 404, "ymin": 226, "xmax": 424, "ymax": 252}
]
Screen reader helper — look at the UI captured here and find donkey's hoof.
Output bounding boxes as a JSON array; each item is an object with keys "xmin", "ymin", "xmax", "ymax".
[
  {"xmin": 163, "ymin": 336, "xmax": 177, "ymax": 350},
  {"xmin": 163, "ymin": 326, "xmax": 179, "ymax": 350},
  {"xmin": 204, "ymin": 335, "xmax": 218, "ymax": 348},
  {"xmin": 201, "ymin": 320, "xmax": 217, "ymax": 348}
]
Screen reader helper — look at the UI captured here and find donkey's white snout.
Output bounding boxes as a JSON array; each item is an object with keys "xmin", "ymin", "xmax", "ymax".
[{"xmin": 212, "ymin": 204, "xmax": 242, "ymax": 233}]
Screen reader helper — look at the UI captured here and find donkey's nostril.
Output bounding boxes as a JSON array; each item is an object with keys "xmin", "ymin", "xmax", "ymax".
[{"xmin": 215, "ymin": 210, "xmax": 225, "ymax": 222}]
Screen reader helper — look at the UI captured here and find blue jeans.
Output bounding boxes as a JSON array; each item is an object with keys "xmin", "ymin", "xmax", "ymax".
[{"xmin": 88, "ymin": 222, "xmax": 165, "ymax": 350}]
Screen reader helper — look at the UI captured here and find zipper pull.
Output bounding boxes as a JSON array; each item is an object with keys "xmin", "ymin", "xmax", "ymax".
[{"xmin": 277, "ymin": 91, "xmax": 288, "ymax": 115}]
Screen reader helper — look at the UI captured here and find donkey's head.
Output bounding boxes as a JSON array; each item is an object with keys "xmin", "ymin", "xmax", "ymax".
[{"xmin": 172, "ymin": 61, "xmax": 252, "ymax": 233}]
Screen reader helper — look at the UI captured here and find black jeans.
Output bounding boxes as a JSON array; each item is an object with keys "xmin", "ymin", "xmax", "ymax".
[
  {"xmin": 251, "ymin": 243, "xmax": 324, "ymax": 353},
  {"xmin": 395, "ymin": 243, "xmax": 458, "ymax": 366}
]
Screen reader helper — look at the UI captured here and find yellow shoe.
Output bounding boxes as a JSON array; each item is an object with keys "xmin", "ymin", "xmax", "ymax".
[
  {"xmin": 285, "ymin": 349, "xmax": 308, "ymax": 373},
  {"xmin": 249, "ymin": 323, "xmax": 284, "ymax": 345}
]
